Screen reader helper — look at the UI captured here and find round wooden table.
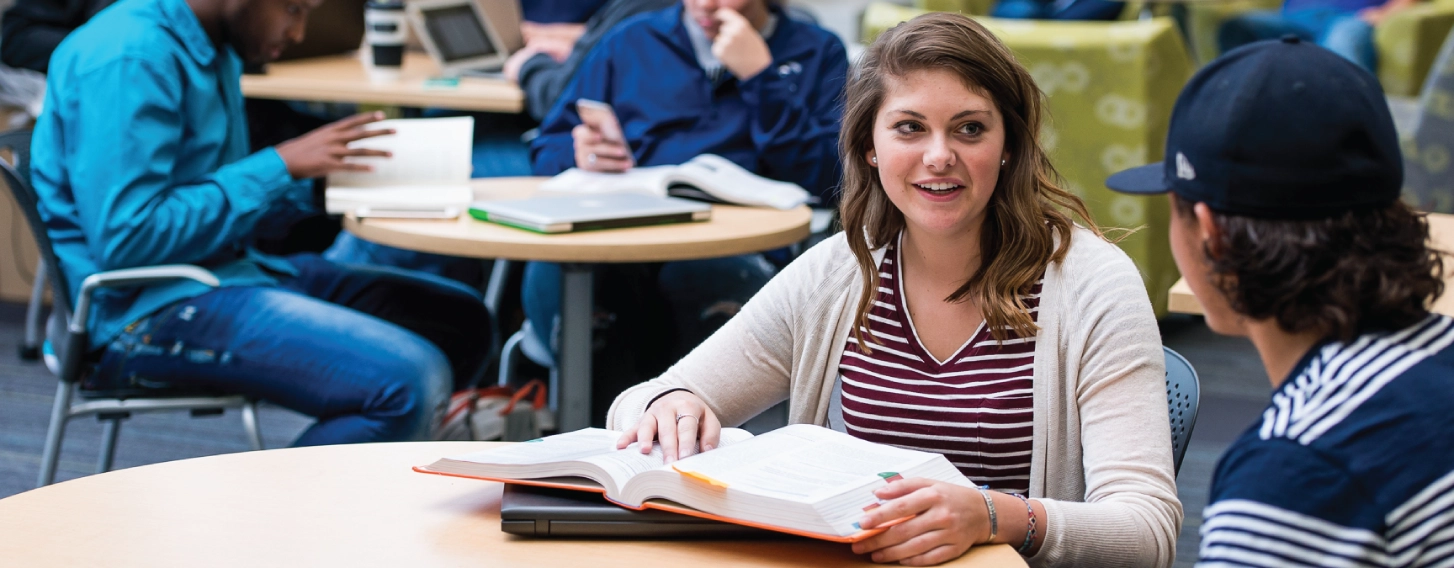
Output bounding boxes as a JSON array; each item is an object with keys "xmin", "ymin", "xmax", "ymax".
[
  {"xmin": 344, "ymin": 178, "xmax": 813, "ymax": 431},
  {"xmin": 0, "ymin": 443, "xmax": 1026, "ymax": 567}
]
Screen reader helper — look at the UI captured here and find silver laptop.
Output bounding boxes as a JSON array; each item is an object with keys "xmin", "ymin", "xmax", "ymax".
[
  {"xmin": 500, "ymin": 483, "xmax": 778, "ymax": 538},
  {"xmin": 469, "ymin": 194, "xmax": 712, "ymax": 233},
  {"xmin": 408, "ymin": 0, "xmax": 524, "ymax": 76}
]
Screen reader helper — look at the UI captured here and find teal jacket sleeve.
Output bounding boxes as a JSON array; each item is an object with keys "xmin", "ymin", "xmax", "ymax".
[{"xmin": 67, "ymin": 56, "xmax": 296, "ymax": 271}]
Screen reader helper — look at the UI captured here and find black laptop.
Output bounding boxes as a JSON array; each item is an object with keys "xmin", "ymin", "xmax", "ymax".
[{"xmin": 499, "ymin": 484, "xmax": 784, "ymax": 538}]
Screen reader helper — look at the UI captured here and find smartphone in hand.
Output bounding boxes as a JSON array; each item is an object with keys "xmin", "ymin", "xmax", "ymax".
[{"xmin": 576, "ymin": 99, "xmax": 626, "ymax": 144}]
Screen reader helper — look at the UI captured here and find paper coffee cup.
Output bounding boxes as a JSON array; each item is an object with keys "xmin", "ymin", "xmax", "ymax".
[{"xmin": 365, "ymin": 0, "xmax": 408, "ymax": 83}]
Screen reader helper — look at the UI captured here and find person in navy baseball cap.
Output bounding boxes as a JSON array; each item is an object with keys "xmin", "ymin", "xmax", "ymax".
[
  {"xmin": 1106, "ymin": 35, "xmax": 1403, "ymax": 217},
  {"xmin": 1108, "ymin": 36, "xmax": 1454, "ymax": 568}
]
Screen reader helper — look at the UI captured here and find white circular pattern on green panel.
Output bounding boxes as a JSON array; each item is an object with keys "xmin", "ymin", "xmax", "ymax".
[
  {"xmin": 1064, "ymin": 181, "xmax": 1087, "ymax": 199},
  {"xmin": 1040, "ymin": 125, "xmax": 1060, "ymax": 153},
  {"xmin": 1110, "ymin": 195, "xmax": 1147, "ymax": 225},
  {"xmin": 1108, "ymin": 41, "xmax": 1143, "ymax": 63},
  {"xmin": 1096, "ymin": 94, "xmax": 1147, "ymax": 129},
  {"xmin": 1424, "ymin": 144, "xmax": 1451, "ymax": 173},
  {"xmin": 1429, "ymin": 90, "xmax": 1454, "ymax": 120},
  {"xmin": 1030, "ymin": 62, "xmax": 1091, "ymax": 95},
  {"xmin": 1101, "ymin": 144, "xmax": 1148, "ymax": 173}
]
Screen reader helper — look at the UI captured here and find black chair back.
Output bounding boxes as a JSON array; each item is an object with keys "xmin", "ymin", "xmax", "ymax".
[
  {"xmin": 1164, "ymin": 346, "xmax": 1201, "ymax": 477},
  {"xmin": 0, "ymin": 129, "xmax": 76, "ymax": 321}
]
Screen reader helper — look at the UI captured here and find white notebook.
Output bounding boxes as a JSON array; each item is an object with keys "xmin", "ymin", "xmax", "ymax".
[{"xmin": 324, "ymin": 116, "xmax": 475, "ymax": 215}]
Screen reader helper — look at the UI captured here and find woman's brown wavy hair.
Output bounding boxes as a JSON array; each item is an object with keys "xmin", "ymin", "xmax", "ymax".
[{"xmin": 840, "ymin": 12, "xmax": 1103, "ymax": 345}]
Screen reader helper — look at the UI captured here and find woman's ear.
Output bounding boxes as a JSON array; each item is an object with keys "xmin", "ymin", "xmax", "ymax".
[{"xmin": 866, "ymin": 150, "xmax": 878, "ymax": 167}]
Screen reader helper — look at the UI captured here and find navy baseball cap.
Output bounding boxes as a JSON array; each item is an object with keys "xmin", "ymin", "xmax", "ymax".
[{"xmin": 1105, "ymin": 36, "xmax": 1403, "ymax": 219}]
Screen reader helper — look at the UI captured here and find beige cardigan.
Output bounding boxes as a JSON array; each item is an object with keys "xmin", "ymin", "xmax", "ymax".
[{"xmin": 607, "ymin": 228, "xmax": 1183, "ymax": 568}]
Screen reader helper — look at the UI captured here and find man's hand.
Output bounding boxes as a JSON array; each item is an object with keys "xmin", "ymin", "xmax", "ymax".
[
  {"xmin": 521, "ymin": 22, "xmax": 586, "ymax": 46},
  {"xmin": 504, "ymin": 46, "xmax": 543, "ymax": 83},
  {"xmin": 711, "ymin": 8, "xmax": 772, "ymax": 80},
  {"xmin": 275, "ymin": 111, "xmax": 393, "ymax": 180},
  {"xmin": 572, "ymin": 123, "xmax": 633, "ymax": 172}
]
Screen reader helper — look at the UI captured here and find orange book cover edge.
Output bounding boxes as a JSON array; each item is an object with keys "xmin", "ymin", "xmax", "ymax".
[{"xmin": 412, "ymin": 465, "xmax": 909, "ymax": 543}]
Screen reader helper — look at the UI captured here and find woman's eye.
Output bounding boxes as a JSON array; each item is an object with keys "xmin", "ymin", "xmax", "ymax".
[
  {"xmin": 894, "ymin": 121, "xmax": 923, "ymax": 135},
  {"xmin": 959, "ymin": 122, "xmax": 983, "ymax": 136}
]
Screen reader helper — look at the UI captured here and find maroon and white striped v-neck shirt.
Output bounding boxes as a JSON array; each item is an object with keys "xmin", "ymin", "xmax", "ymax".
[{"xmin": 838, "ymin": 238, "xmax": 1040, "ymax": 493}]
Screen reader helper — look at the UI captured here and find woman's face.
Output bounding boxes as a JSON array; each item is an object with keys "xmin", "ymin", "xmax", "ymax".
[
  {"xmin": 868, "ymin": 68, "xmax": 1009, "ymax": 240},
  {"xmin": 683, "ymin": 0, "xmax": 769, "ymax": 40}
]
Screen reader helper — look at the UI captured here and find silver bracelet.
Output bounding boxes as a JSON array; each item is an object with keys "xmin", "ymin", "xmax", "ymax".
[{"xmin": 979, "ymin": 486, "xmax": 998, "ymax": 544}]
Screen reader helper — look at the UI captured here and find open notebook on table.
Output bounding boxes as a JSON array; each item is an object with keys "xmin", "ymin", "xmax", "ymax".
[{"xmin": 415, "ymin": 424, "xmax": 973, "ymax": 542}]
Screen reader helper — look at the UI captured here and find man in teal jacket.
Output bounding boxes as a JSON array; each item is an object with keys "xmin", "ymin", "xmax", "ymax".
[{"xmin": 30, "ymin": 0, "xmax": 491, "ymax": 445}]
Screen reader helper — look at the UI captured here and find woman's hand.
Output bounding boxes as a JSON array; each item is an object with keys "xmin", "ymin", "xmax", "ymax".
[
  {"xmin": 615, "ymin": 390, "xmax": 722, "ymax": 462},
  {"xmin": 852, "ymin": 479, "xmax": 991, "ymax": 566},
  {"xmin": 572, "ymin": 123, "xmax": 633, "ymax": 172}
]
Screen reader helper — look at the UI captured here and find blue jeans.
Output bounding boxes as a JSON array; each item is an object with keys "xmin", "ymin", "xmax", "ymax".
[
  {"xmin": 93, "ymin": 254, "xmax": 491, "ymax": 446},
  {"xmin": 991, "ymin": 0, "xmax": 1126, "ymax": 20},
  {"xmin": 1218, "ymin": 9, "xmax": 1377, "ymax": 72},
  {"xmin": 323, "ymin": 112, "xmax": 535, "ymax": 285},
  {"xmin": 521, "ymin": 255, "xmax": 777, "ymax": 363}
]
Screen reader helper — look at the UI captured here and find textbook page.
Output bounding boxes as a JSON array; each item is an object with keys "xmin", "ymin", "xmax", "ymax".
[
  {"xmin": 536, "ymin": 166, "xmax": 675, "ymax": 197},
  {"xmin": 670, "ymin": 425, "xmax": 952, "ymax": 504},
  {"xmin": 325, "ymin": 117, "xmax": 474, "ymax": 214},
  {"xmin": 429, "ymin": 427, "xmax": 754, "ymax": 497},
  {"xmin": 582, "ymin": 428, "xmax": 756, "ymax": 486}
]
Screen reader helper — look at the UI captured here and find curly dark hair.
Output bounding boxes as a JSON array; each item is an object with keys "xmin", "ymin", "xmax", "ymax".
[{"xmin": 1173, "ymin": 195, "xmax": 1446, "ymax": 340}]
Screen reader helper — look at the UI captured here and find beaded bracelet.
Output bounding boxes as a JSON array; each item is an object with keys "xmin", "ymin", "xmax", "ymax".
[
  {"xmin": 1011, "ymin": 493, "xmax": 1036, "ymax": 555},
  {"xmin": 978, "ymin": 486, "xmax": 998, "ymax": 544}
]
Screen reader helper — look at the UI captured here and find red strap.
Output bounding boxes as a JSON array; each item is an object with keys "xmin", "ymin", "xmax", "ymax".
[{"xmin": 499, "ymin": 379, "xmax": 549, "ymax": 415}]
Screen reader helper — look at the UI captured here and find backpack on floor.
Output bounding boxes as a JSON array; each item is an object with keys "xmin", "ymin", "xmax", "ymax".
[{"xmin": 435, "ymin": 379, "xmax": 554, "ymax": 441}]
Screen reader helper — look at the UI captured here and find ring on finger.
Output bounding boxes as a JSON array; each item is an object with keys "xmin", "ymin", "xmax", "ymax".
[
  {"xmin": 587, "ymin": 153, "xmax": 598, "ymax": 164},
  {"xmin": 676, "ymin": 414, "xmax": 697, "ymax": 423}
]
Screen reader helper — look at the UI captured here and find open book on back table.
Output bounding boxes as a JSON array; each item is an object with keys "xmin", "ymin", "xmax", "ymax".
[{"xmin": 414, "ymin": 424, "xmax": 972, "ymax": 542}]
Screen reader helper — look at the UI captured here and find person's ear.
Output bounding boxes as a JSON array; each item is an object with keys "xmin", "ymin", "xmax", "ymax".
[
  {"xmin": 1193, "ymin": 202, "xmax": 1222, "ymax": 259},
  {"xmin": 866, "ymin": 150, "xmax": 878, "ymax": 168}
]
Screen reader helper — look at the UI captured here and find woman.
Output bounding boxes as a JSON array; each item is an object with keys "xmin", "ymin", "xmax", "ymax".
[
  {"xmin": 608, "ymin": 13, "xmax": 1181, "ymax": 567},
  {"xmin": 523, "ymin": 0, "xmax": 848, "ymax": 374}
]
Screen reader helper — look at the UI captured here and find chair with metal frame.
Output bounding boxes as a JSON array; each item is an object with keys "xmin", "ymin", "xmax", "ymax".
[
  {"xmin": 0, "ymin": 128, "xmax": 264, "ymax": 487},
  {"xmin": 0, "ymin": 127, "xmax": 46, "ymax": 362},
  {"xmin": 1164, "ymin": 346, "xmax": 1200, "ymax": 477}
]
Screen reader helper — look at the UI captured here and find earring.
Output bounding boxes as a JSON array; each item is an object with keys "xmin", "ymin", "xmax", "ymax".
[
  {"xmin": 871, "ymin": 156, "xmax": 878, "ymax": 165},
  {"xmin": 1001, "ymin": 158, "xmax": 1007, "ymax": 167}
]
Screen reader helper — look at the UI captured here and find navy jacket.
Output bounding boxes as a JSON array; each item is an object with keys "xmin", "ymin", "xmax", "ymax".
[{"xmin": 530, "ymin": 4, "xmax": 847, "ymax": 202}]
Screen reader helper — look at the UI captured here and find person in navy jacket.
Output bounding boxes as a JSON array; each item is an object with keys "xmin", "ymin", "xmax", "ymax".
[
  {"xmin": 530, "ymin": 0, "xmax": 845, "ymax": 200},
  {"xmin": 523, "ymin": 0, "xmax": 848, "ymax": 397}
]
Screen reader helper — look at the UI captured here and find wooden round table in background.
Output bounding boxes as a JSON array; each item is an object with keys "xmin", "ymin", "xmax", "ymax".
[
  {"xmin": 343, "ymin": 178, "xmax": 813, "ymax": 432},
  {"xmin": 344, "ymin": 177, "xmax": 813, "ymax": 263},
  {"xmin": 0, "ymin": 443, "xmax": 1026, "ymax": 567}
]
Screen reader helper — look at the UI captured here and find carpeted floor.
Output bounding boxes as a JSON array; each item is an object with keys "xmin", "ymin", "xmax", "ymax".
[{"xmin": 0, "ymin": 300, "xmax": 1269, "ymax": 568}]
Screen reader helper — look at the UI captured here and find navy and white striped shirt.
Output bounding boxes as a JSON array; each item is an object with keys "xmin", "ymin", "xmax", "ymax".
[{"xmin": 1198, "ymin": 314, "xmax": 1454, "ymax": 567}]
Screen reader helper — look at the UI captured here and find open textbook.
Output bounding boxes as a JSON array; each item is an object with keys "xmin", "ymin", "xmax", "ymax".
[
  {"xmin": 415, "ymin": 424, "xmax": 972, "ymax": 541},
  {"xmin": 324, "ymin": 117, "xmax": 475, "ymax": 215},
  {"xmin": 538, "ymin": 154, "xmax": 811, "ymax": 210}
]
